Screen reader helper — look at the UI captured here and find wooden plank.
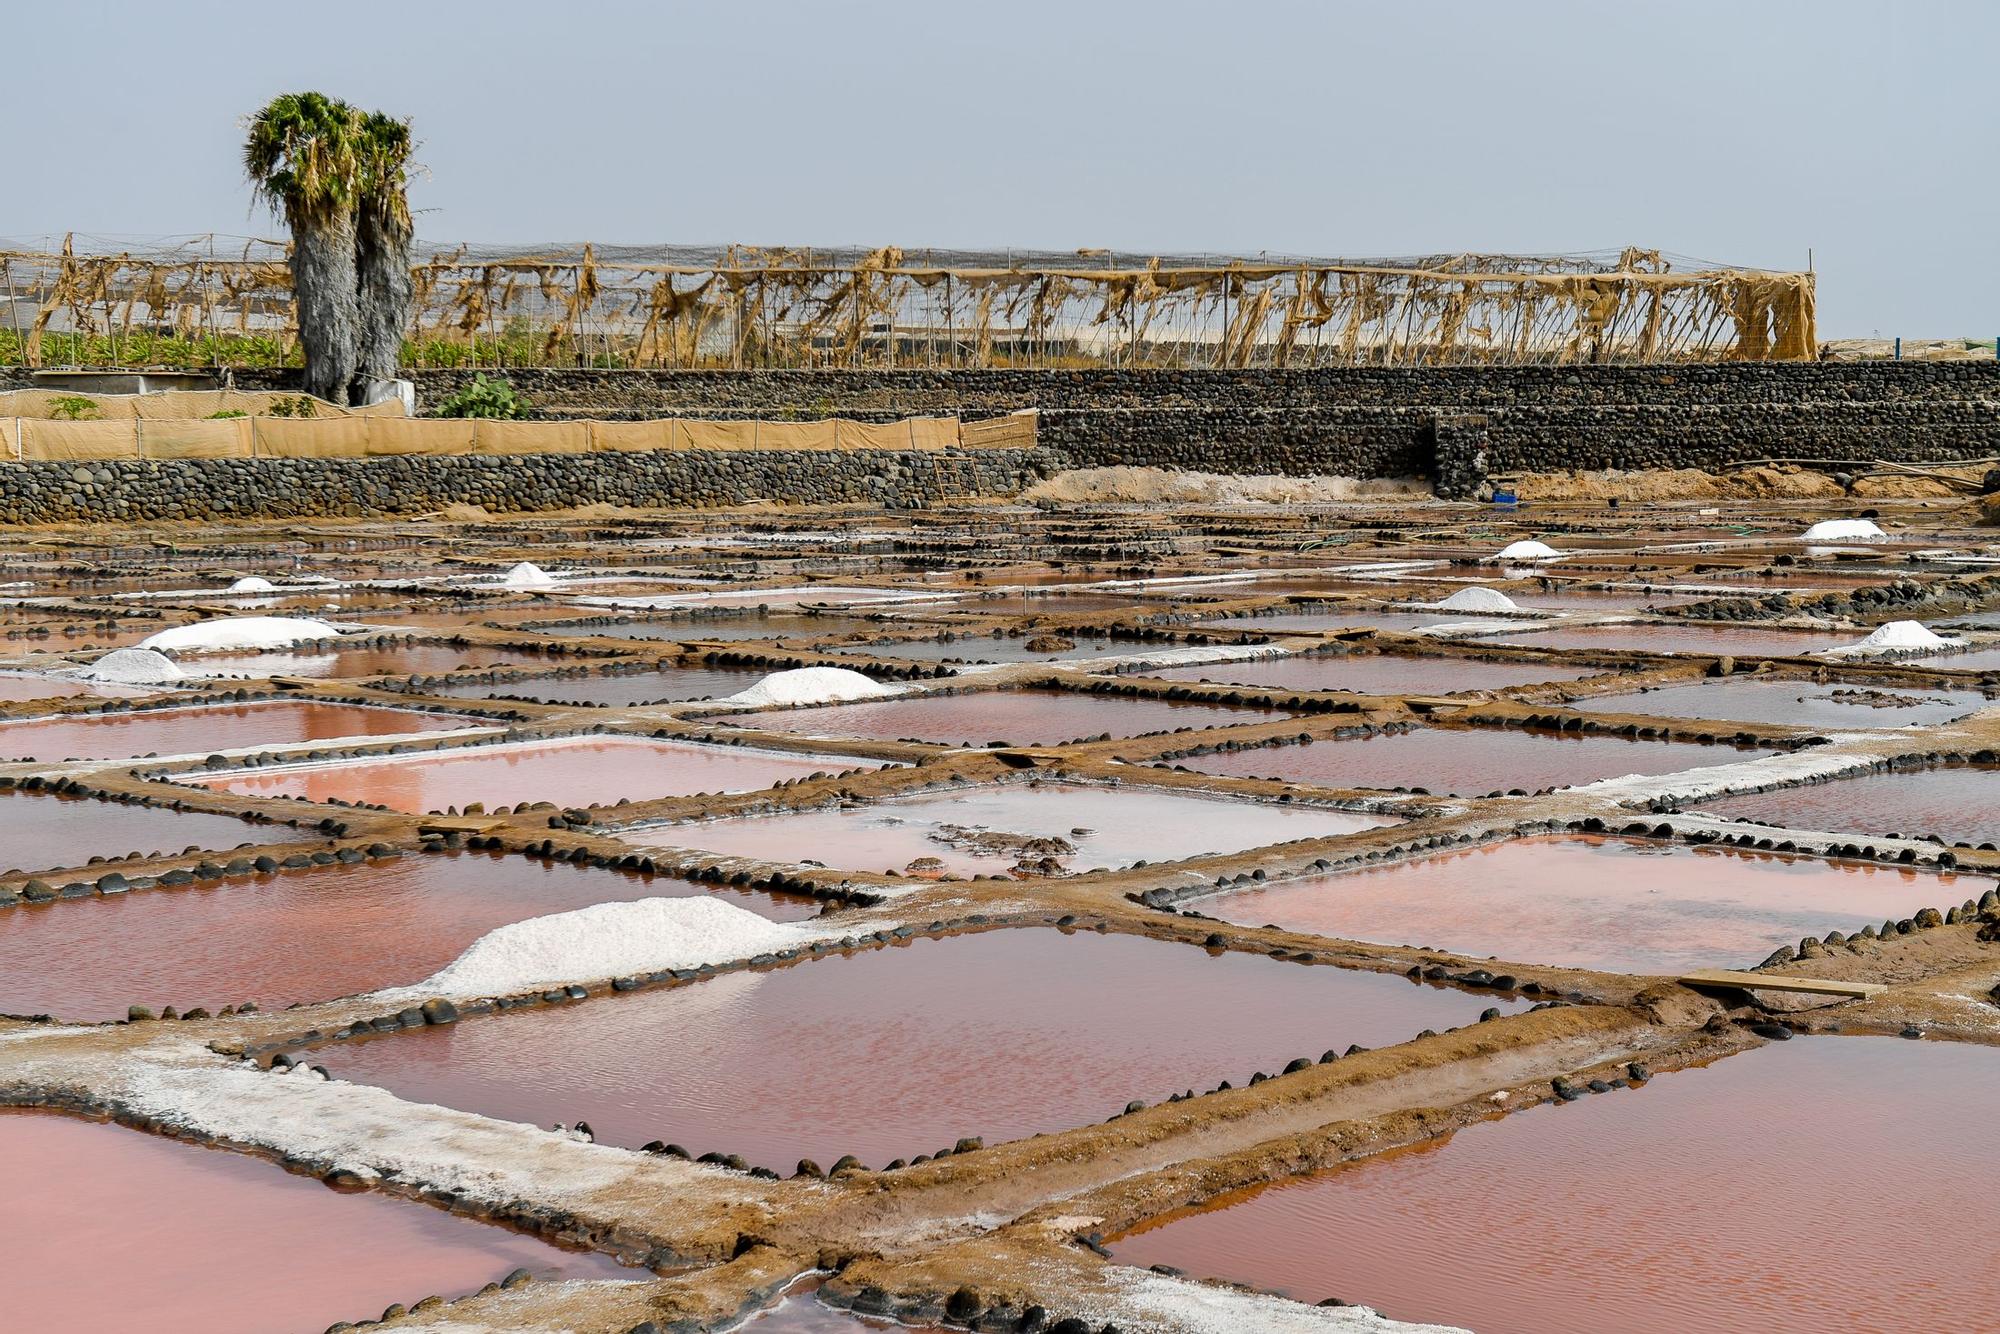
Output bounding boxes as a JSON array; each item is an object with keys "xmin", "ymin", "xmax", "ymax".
[{"xmin": 1677, "ymin": 969, "xmax": 1887, "ymax": 999}]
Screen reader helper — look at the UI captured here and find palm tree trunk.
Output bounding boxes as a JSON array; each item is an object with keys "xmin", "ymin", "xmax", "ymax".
[
  {"xmin": 356, "ymin": 204, "xmax": 412, "ymax": 383},
  {"xmin": 291, "ymin": 209, "xmax": 361, "ymax": 402}
]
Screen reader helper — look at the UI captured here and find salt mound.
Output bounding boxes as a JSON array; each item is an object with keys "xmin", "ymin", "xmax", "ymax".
[
  {"xmin": 1801, "ymin": 518, "xmax": 1887, "ymax": 540},
  {"xmin": 499, "ymin": 561, "xmax": 557, "ymax": 589},
  {"xmin": 415, "ymin": 897, "xmax": 827, "ymax": 997},
  {"xmin": 225, "ymin": 576, "xmax": 277, "ymax": 593},
  {"xmin": 723, "ymin": 666, "xmax": 904, "ymax": 708},
  {"xmin": 1492, "ymin": 540, "xmax": 1561, "ymax": 562},
  {"xmin": 75, "ymin": 648, "xmax": 186, "ymax": 685},
  {"xmin": 1827, "ymin": 619, "xmax": 1962, "ymax": 657},
  {"xmin": 138, "ymin": 616, "xmax": 341, "ymax": 656},
  {"xmin": 1434, "ymin": 586, "xmax": 1519, "ymax": 613}
]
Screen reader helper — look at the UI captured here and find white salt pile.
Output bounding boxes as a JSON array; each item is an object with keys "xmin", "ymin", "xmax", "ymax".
[
  {"xmin": 412, "ymin": 897, "xmax": 832, "ymax": 997},
  {"xmin": 1824, "ymin": 619, "xmax": 1963, "ymax": 658},
  {"xmin": 1492, "ymin": 540, "xmax": 1561, "ymax": 562},
  {"xmin": 1801, "ymin": 518, "xmax": 1887, "ymax": 540},
  {"xmin": 498, "ymin": 561, "xmax": 558, "ymax": 589},
  {"xmin": 722, "ymin": 666, "xmax": 904, "ymax": 708},
  {"xmin": 74, "ymin": 648, "xmax": 186, "ymax": 685},
  {"xmin": 1434, "ymin": 586, "xmax": 1520, "ymax": 613},
  {"xmin": 138, "ymin": 616, "xmax": 341, "ymax": 656},
  {"xmin": 225, "ymin": 576, "xmax": 277, "ymax": 593}
]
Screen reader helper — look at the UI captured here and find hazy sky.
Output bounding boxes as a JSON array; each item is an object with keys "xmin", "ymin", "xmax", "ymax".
[{"xmin": 7, "ymin": 0, "xmax": 1992, "ymax": 335}]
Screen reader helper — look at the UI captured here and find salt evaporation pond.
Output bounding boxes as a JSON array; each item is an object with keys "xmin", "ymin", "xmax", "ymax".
[
  {"xmin": 741, "ymin": 1292, "xmax": 897, "ymax": 1329},
  {"xmin": 1150, "ymin": 653, "xmax": 1601, "ymax": 694},
  {"xmin": 1492, "ymin": 623, "xmax": 1856, "ymax": 655},
  {"xmin": 1697, "ymin": 764, "xmax": 2000, "ymax": 845},
  {"xmin": 433, "ymin": 664, "xmax": 768, "ymax": 707},
  {"xmin": 0, "ymin": 671, "xmax": 153, "ymax": 703},
  {"xmin": 1194, "ymin": 611, "xmax": 1525, "ymax": 636},
  {"xmin": 204, "ymin": 735, "xmax": 884, "ymax": 813},
  {"xmin": 0, "ymin": 700, "xmax": 476, "ymax": 762},
  {"xmin": 936, "ymin": 592, "xmax": 1162, "ymax": 616},
  {"xmin": 300, "ymin": 929, "xmax": 1527, "ymax": 1170},
  {"xmin": 828, "ymin": 632, "xmax": 1142, "ymax": 665},
  {"xmin": 0, "ymin": 851, "xmax": 817, "ymax": 1021},
  {"xmin": 551, "ymin": 613, "xmax": 892, "ymax": 643},
  {"xmin": 1177, "ymin": 727, "xmax": 1767, "ymax": 796},
  {"xmin": 182, "ymin": 641, "xmax": 559, "ymax": 680},
  {"xmin": 627, "ymin": 782, "xmax": 1392, "ymax": 878},
  {"xmin": 0, "ymin": 789, "xmax": 309, "ymax": 877},
  {"xmin": 1580, "ymin": 678, "xmax": 1991, "ymax": 729},
  {"xmin": 1111, "ymin": 1038, "xmax": 2000, "ymax": 1332},
  {"xmin": 0, "ymin": 1112, "xmax": 626, "ymax": 1334},
  {"xmin": 725, "ymin": 689, "xmax": 1277, "ymax": 746},
  {"xmin": 1200, "ymin": 836, "xmax": 1964, "ymax": 973}
]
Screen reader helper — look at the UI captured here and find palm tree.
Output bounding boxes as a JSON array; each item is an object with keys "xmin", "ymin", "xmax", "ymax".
[
  {"xmin": 243, "ymin": 92, "xmax": 364, "ymax": 402},
  {"xmin": 355, "ymin": 111, "xmax": 416, "ymax": 384}
]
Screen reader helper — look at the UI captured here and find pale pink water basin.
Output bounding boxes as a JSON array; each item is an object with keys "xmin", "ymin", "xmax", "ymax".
[
  {"xmin": 625, "ymin": 781, "xmax": 1391, "ymax": 878},
  {"xmin": 1194, "ymin": 610, "xmax": 1526, "ymax": 636},
  {"xmin": 1150, "ymin": 653, "xmax": 1601, "ymax": 695},
  {"xmin": 1202, "ymin": 836, "xmax": 1964, "ymax": 973},
  {"xmin": 1493, "ymin": 623, "xmax": 1856, "ymax": 655},
  {"xmin": 828, "ymin": 632, "xmax": 1144, "ymax": 665},
  {"xmin": 0, "ymin": 700, "xmax": 477, "ymax": 762},
  {"xmin": 1581, "ymin": 678, "xmax": 1991, "ymax": 729},
  {"xmin": 0, "ymin": 789, "xmax": 308, "ymax": 877},
  {"xmin": 0, "ymin": 671, "xmax": 154, "ymax": 704},
  {"xmin": 725, "ymin": 690, "xmax": 1276, "ymax": 746},
  {"xmin": 1697, "ymin": 764, "xmax": 2000, "ymax": 845},
  {"xmin": 299, "ymin": 929, "xmax": 1526, "ymax": 1169},
  {"xmin": 560, "ymin": 613, "xmax": 893, "ymax": 643},
  {"xmin": 183, "ymin": 641, "xmax": 561, "ymax": 680},
  {"xmin": 0, "ymin": 1112, "xmax": 627, "ymax": 1334},
  {"xmin": 0, "ymin": 850, "xmax": 816, "ymax": 1021},
  {"xmin": 1111, "ymin": 1037, "xmax": 2000, "ymax": 1332},
  {"xmin": 433, "ymin": 665, "xmax": 768, "ymax": 707},
  {"xmin": 203, "ymin": 735, "xmax": 884, "ymax": 812},
  {"xmin": 1177, "ymin": 727, "xmax": 1767, "ymax": 796}
]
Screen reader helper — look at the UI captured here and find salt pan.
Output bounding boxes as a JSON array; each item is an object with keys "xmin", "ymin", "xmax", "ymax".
[
  {"xmin": 722, "ymin": 666, "xmax": 904, "ymax": 708},
  {"xmin": 139, "ymin": 616, "xmax": 342, "ymax": 655}
]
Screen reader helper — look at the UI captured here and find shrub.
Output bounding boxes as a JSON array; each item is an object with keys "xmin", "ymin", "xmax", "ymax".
[
  {"xmin": 47, "ymin": 395, "xmax": 101, "ymax": 421},
  {"xmin": 205, "ymin": 409, "xmax": 249, "ymax": 419},
  {"xmin": 431, "ymin": 373, "xmax": 529, "ymax": 420}
]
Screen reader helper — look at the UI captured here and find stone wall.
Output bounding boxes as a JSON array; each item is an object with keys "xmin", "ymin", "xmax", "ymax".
[
  {"xmin": 0, "ymin": 448, "xmax": 1051, "ymax": 522},
  {"xmin": 5, "ymin": 362, "xmax": 2000, "ymax": 516}
]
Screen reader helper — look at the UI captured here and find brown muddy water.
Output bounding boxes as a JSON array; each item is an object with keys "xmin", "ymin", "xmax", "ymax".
[
  {"xmin": 203, "ymin": 736, "xmax": 884, "ymax": 813},
  {"xmin": 0, "ymin": 1111, "xmax": 628, "ymax": 1334},
  {"xmin": 1696, "ymin": 764, "xmax": 2000, "ymax": 845},
  {"xmin": 432, "ymin": 665, "xmax": 769, "ymax": 706},
  {"xmin": 0, "ymin": 850, "xmax": 817, "ymax": 1021},
  {"xmin": 1176, "ymin": 727, "xmax": 1766, "ymax": 796},
  {"xmin": 0, "ymin": 789, "xmax": 308, "ymax": 877},
  {"xmin": 1111, "ymin": 1037, "xmax": 2000, "ymax": 1332},
  {"xmin": 1582, "ymin": 678, "xmax": 1993, "ymax": 729},
  {"xmin": 181, "ymin": 642, "xmax": 561, "ymax": 680},
  {"xmin": 1149, "ymin": 653, "xmax": 1602, "ymax": 694},
  {"xmin": 297, "ymin": 929, "xmax": 1527, "ymax": 1169},
  {"xmin": 1199, "ymin": 836, "xmax": 1965, "ymax": 973},
  {"xmin": 622, "ymin": 782, "xmax": 1392, "ymax": 878},
  {"xmin": 0, "ymin": 700, "xmax": 477, "ymax": 762},
  {"xmin": 725, "ymin": 690, "xmax": 1278, "ymax": 746}
]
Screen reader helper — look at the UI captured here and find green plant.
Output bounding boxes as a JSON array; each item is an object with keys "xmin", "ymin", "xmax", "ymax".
[
  {"xmin": 431, "ymin": 373, "xmax": 529, "ymax": 420},
  {"xmin": 205, "ymin": 409, "xmax": 249, "ymax": 419},
  {"xmin": 47, "ymin": 395, "xmax": 102, "ymax": 421},
  {"xmin": 267, "ymin": 395, "xmax": 319, "ymax": 418}
]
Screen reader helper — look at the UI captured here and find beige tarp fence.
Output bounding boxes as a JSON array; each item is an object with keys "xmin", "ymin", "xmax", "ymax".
[
  {"xmin": 0, "ymin": 389, "xmax": 407, "ymax": 420},
  {"xmin": 1, "ymin": 411, "xmax": 1030, "ymax": 461}
]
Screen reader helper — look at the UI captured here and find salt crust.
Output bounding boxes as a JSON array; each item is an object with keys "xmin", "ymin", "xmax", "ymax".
[
  {"xmin": 1079, "ymin": 1265, "xmax": 1460, "ymax": 1333},
  {"xmin": 1822, "ymin": 619, "xmax": 1963, "ymax": 658},
  {"xmin": 401, "ymin": 896, "xmax": 837, "ymax": 998},
  {"xmin": 1800, "ymin": 518, "xmax": 1886, "ymax": 540},
  {"xmin": 138, "ymin": 616, "xmax": 342, "ymax": 655},
  {"xmin": 722, "ymin": 666, "xmax": 905, "ymax": 707},
  {"xmin": 72, "ymin": 647, "xmax": 186, "ymax": 684},
  {"xmin": 1432, "ymin": 586, "xmax": 1519, "ymax": 612}
]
